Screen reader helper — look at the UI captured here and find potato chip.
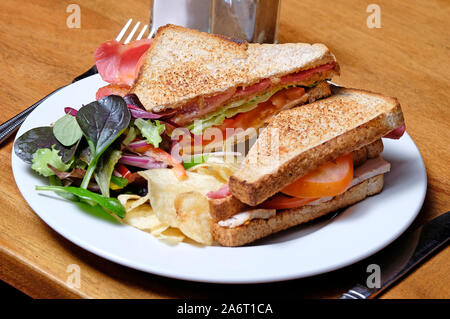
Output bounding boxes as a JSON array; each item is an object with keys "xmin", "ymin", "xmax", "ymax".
[
  {"xmin": 139, "ymin": 169, "xmax": 224, "ymax": 228},
  {"xmin": 124, "ymin": 205, "xmax": 166, "ymax": 232},
  {"xmin": 158, "ymin": 228, "xmax": 185, "ymax": 245},
  {"xmin": 118, "ymin": 194, "xmax": 149, "ymax": 212},
  {"xmin": 188, "ymin": 156, "xmax": 240, "ymax": 183},
  {"xmin": 119, "ymin": 193, "xmax": 183, "ymax": 243},
  {"xmin": 174, "ymin": 191, "xmax": 213, "ymax": 246}
]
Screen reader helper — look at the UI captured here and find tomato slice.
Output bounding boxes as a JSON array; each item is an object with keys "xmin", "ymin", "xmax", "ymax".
[
  {"xmin": 282, "ymin": 153, "xmax": 354, "ymax": 198},
  {"xmin": 260, "ymin": 195, "xmax": 317, "ymax": 209}
]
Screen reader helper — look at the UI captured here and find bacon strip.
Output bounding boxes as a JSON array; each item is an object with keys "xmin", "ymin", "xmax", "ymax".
[
  {"xmin": 207, "ymin": 184, "xmax": 231, "ymax": 199},
  {"xmin": 280, "ymin": 63, "xmax": 336, "ymax": 85},
  {"xmin": 384, "ymin": 123, "xmax": 406, "ymax": 139},
  {"xmin": 96, "ymin": 84, "xmax": 130, "ymax": 100},
  {"xmin": 94, "ymin": 39, "xmax": 153, "ymax": 86}
]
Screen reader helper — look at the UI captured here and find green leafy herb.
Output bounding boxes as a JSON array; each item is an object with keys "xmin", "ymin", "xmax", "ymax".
[
  {"xmin": 31, "ymin": 146, "xmax": 73, "ymax": 177},
  {"xmin": 76, "ymin": 96, "xmax": 131, "ymax": 189},
  {"xmin": 53, "ymin": 114, "xmax": 83, "ymax": 146},
  {"xmin": 35, "ymin": 185, "xmax": 126, "ymax": 218},
  {"xmin": 14, "ymin": 126, "xmax": 78, "ymax": 164},
  {"xmin": 134, "ymin": 119, "xmax": 165, "ymax": 148},
  {"xmin": 94, "ymin": 149, "xmax": 122, "ymax": 197}
]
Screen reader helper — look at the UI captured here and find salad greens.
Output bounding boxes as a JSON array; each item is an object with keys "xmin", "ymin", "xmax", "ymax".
[
  {"xmin": 31, "ymin": 146, "xmax": 73, "ymax": 177},
  {"xmin": 14, "ymin": 94, "xmax": 198, "ymax": 221},
  {"xmin": 122, "ymin": 126, "xmax": 137, "ymax": 146},
  {"xmin": 134, "ymin": 118, "xmax": 165, "ymax": 148},
  {"xmin": 53, "ymin": 113, "xmax": 83, "ymax": 146},
  {"xmin": 35, "ymin": 185, "xmax": 126, "ymax": 218},
  {"xmin": 76, "ymin": 96, "xmax": 131, "ymax": 189},
  {"xmin": 94, "ymin": 149, "xmax": 122, "ymax": 197},
  {"xmin": 14, "ymin": 126, "xmax": 78, "ymax": 164}
]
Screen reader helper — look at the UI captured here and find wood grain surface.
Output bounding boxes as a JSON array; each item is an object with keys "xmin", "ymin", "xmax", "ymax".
[{"xmin": 0, "ymin": 0, "xmax": 448, "ymax": 299}]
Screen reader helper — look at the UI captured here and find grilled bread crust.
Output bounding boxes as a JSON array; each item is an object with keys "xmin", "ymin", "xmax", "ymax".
[
  {"xmin": 212, "ymin": 174, "xmax": 384, "ymax": 246},
  {"xmin": 229, "ymin": 88, "xmax": 404, "ymax": 206},
  {"xmin": 209, "ymin": 139, "xmax": 383, "ymax": 222},
  {"xmin": 130, "ymin": 24, "xmax": 338, "ymax": 112}
]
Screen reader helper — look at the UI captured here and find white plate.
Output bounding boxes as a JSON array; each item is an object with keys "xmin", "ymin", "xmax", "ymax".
[{"xmin": 11, "ymin": 74, "xmax": 427, "ymax": 284}]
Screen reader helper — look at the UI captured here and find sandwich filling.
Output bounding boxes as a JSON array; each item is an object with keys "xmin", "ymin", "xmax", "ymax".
[
  {"xmin": 218, "ymin": 156, "xmax": 390, "ymax": 228},
  {"xmin": 170, "ymin": 62, "xmax": 337, "ymax": 134}
]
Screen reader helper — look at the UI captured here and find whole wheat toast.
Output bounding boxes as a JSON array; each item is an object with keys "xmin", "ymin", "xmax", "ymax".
[
  {"xmin": 130, "ymin": 24, "xmax": 338, "ymax": 112},
  {"xmin": 229, "ymin": 87, "xmax": 404, "ymax": 206}
]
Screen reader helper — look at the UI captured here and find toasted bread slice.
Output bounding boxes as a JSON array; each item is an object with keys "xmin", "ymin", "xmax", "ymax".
[
  {"xmin": 130, "ymin": 24, "xmax": 338, "ymax": 113},
  {"xmin": 209, "ymin": 139, "xmax": 384, "ymax": 222},
  {"xmin": 229, "ymin": 87, "xmax": 404, "ymax": 206},
  {"xmin": 212, "ymin": 174, "xmax": 384, "ymax": 246}
]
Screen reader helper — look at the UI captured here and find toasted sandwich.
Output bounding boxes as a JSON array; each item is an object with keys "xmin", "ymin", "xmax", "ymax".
[
  {"xmin": 130, "ymin": 25, "xmax": 339, "ymax": 152},
  {"xmin": 208, "ymin": 87, "xmax": 405, "ymax": 246}
]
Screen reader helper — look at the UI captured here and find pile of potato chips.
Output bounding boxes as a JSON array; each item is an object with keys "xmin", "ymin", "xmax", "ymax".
[{"xmin": 118, "ymin": 155, "xmax": 240, "ymax": 246}]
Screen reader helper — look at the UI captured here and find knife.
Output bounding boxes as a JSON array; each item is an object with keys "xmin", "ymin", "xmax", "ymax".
[{"xmin": 339, "ymin": 211, "xmax": 450, "ymax": 299}]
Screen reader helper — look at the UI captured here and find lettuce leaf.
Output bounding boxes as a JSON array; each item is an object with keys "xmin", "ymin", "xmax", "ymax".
[
  {"xmin": 186, "ymin": 81, "xmax": 323, "ymax": 134},
  {"xmin": 53, "ymin": 113, "xmax": 83, "ymax": 146},
  {"xmin": 31, "ymin": 146, "xmax": 73, "ymax": 177},
  {"xmin": 187, "ymin": 90, "xmax": 278, "ymax": 134},
  {"xmin": 134, "ymin": 119, "xmax": 165, "ymax": 148}
]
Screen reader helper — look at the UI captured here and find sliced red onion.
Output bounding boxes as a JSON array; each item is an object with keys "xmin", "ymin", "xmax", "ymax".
[
  {"xmin": 119, "ymin": 154, "xmax": 167, "ymax": 169},
  {"xmin": 64, "ymin": 107, "xmax": 78, "ymax": 116},
  {"xmin": 127, "ymin": 139, "xmax": 149, "ymax": 149}
]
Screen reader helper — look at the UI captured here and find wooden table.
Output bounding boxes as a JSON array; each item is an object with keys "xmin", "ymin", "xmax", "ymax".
[{"xmin": 0, "ymin": 0, "xmax": 448, "ymax": 299}]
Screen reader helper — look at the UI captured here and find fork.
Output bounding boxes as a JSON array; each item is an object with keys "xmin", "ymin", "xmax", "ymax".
[{"xmin": 0, "ymin": 18, "xmax": 153, "ymax": 145}]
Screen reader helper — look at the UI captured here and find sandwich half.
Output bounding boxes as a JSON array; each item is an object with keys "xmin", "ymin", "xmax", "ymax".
[
  {"xmin": 209, "ymin": 87, "xmax": 405, "ymax": 246},
  {"xmin": 130, "ymin": 25, "xmax": 340, "ymax": 152}
]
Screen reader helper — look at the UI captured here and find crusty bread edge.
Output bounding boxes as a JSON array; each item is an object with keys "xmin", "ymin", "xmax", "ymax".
[
  {"xmin": 229, "ymin": 89, "xmax": 404, "ymax": 206},
  {"xmin": 212, "ymin": 174, "xmax": 384, "ymax": 246}
]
